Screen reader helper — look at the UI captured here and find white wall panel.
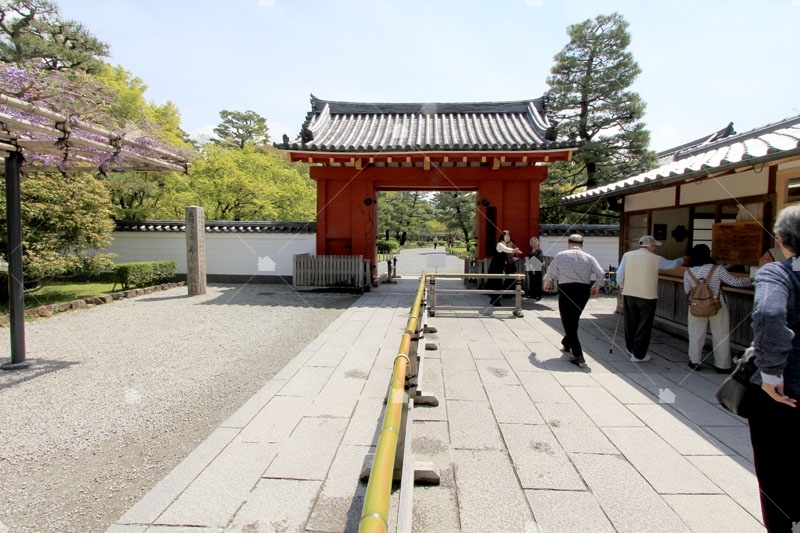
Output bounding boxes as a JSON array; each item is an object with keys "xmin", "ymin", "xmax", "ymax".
[
  {"xmin": 678, "ymin": 170, "xmax": 768, "ymax": 205},
  {"xmin": 539, "ymin": 236, "xmax": 620, "ymax": 269},
  {"xmin": 625, "ymin": 188, "xmax": 676, "ymax": 212},
  {"xmin": 100, "ymin": 232, "xmax": 315, "ymax": 276}
]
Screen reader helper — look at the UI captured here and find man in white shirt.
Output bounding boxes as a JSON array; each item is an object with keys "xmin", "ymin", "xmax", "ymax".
[
  {"xmin": 543, "ymin": 234, "xmax": 605, "ymax": 366},
  {"xmin": 616, "ymin": 235, "xmax": 688, "ymax": 362}
]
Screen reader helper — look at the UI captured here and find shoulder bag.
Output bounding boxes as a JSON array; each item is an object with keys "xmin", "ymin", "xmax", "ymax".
[{"xmin": 715, "ymin": 346, "xmax": 757, "ymax": 416}]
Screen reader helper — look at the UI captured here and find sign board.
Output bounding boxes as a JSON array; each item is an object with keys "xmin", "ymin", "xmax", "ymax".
[{"xmin": 711, "ymin": 221, "xmax": 763, "ymax": 265}]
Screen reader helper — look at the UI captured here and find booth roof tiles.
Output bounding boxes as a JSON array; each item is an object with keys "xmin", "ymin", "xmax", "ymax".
[
  {"xmin": 278, "ymin": 95, "xmax": 579, "ymax": 153},
  {"xmin": 539, "ymin": 224, "xmax": 619, "ymax": 237},
  {"xmin": 114, "ymin": 221, "xmax": 316, "ymax": 233},
  {"xmin": 563, "ymin": 114, "xmax": 800, "ymax": 205}
]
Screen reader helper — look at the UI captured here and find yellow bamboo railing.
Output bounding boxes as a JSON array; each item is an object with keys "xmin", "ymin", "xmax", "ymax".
[{"xmin": 358, "ymin": 274, "xmax": 427, "ymax": 533}]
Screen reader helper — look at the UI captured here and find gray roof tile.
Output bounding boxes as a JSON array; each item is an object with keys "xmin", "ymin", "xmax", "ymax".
[
  {"xmin": 563, "ymin": 115, "xmax": 800, "ymax": 205},
  {"xmin": 539, "ymin": 224, "xmax": 619, "ymax": 237},
  {"xmin": 279, "ymin": 95, "xmax": 577, "ymax": 152}
]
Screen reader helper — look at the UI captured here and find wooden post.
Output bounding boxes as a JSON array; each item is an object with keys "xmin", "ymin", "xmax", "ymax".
[{"xmin": 185, "ymin": 206, "xmax": 206, "ymax": 296}]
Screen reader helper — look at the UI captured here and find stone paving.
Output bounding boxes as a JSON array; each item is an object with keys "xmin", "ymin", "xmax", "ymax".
[{"xmin": 107, "ymin": 248, "xmax": 764, "ymax": 533}]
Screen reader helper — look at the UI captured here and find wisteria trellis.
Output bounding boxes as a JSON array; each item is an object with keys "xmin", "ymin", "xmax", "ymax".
[{"xmin": 0, "ymin": 63, "xmax": 191, "ymax": 369}]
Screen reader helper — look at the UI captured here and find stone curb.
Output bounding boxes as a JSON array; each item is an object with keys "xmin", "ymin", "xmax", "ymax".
[{"xmin": 0, "ymin": 282, "xmax": 187, "ymax": 327}]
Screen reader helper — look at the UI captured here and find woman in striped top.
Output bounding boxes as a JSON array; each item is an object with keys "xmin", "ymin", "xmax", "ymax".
[{"xmin": 683, "ymin": 244, "xmax": 752, "ymax": 372}]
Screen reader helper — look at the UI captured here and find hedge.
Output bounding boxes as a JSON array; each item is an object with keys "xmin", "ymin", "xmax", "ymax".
[
  {"xmin": 377, "ymin": 238, "xmax": 399, "ymax": 253},
  {"xmin": 113, "ymin": 261, "xmax": 178, "ymax": 290}
]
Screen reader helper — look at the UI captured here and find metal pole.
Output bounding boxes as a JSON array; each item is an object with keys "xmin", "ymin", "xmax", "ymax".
[
  {"xmin": 428, "ymin": 276, "xmax": 436, "ymax": 317},
  {"xmin": 359, "ymin": 276, "xmax": 425, "ymax": 533},
  {"xmin": 3, "ymin": 151, "xmax": 31, "ymax": 370}
]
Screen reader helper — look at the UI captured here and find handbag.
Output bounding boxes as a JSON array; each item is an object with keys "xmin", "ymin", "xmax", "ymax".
[{"xmin": 715, "ymin": 346, "xmax": 758, "ymax": 416}]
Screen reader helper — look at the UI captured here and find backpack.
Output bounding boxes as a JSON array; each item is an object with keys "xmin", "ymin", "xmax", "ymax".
[{"xmin": 687, "ymin": 265, "xmax": 721, "ymax": 317}]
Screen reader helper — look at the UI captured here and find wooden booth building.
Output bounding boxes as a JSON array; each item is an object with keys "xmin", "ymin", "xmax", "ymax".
[
  {"xmin": 278, "ymin": 95, "xmax": 579, "ymax": 276},
  {"xmin": 563, "ymin": 115, "xmax": 800, "ymax": 347}
]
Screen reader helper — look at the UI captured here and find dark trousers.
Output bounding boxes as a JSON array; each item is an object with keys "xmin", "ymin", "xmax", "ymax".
[
  {"xmin": 526, "ymin": 270, "xmax": 542, "ymax": 298},
  {"xmin": 622, "ymin": 295, "xmax": 657, "ymax": 358},
  {"xmin": 557, "ymin": 283, "xmax": 592, "ymax": 359},
  {"xmin": 747, "ymin": 387, "xmax": 800, "ymax": 532},
  {"xmin": 488, "ymin": 264, "xmax": 516, "ymax": 305}
]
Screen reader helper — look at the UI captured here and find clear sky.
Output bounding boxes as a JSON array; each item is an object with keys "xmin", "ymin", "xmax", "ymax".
[{"xmin": 56, "ymin": 0, "xmax": 799, "ymax": 153}]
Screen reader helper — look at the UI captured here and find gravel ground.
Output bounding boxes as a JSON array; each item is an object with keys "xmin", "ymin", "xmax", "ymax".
[{"xmin": 0, "ymin": 283, "xmax": 357, "ymax": 533}]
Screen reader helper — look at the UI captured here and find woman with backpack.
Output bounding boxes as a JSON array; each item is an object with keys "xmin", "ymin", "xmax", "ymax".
[{"xmin": 683, "ymin": 243, "xmax": 752, "ymax": 372}]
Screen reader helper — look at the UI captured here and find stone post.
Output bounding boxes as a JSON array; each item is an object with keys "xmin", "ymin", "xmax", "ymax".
[{"xmin": 185, "ymin": 206, "xmax": 206, "ymax": 295}]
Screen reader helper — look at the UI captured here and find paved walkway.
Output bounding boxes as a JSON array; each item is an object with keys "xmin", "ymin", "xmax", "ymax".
[{"xmin": 108, "ymin": 248, "xmax": 764, "ymax": 533}]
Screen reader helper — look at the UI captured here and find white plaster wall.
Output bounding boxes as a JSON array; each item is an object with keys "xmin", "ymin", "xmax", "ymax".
[
  {"xmin": 539, "ymin": 236, "xmax": 620, "ymax": 269},
  {"xmin": 678, "ymin": 169, "xmax": 768, "ymax": 205},
  {"xmin": 778, "ymin": 160, "xmax": 800, "ymax": 172},
  {"xmin": 625, "ymin": 188, "xmax": 677, "ymax": 212},
  {"xmin": 101, "ymin": 232, "xmax": 316, "ymax": 276}
]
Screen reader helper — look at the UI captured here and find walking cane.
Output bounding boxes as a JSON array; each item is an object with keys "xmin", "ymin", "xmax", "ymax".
[{"xmin": 609, "ymin": 308, "xmax": 622, "ymax": 354}]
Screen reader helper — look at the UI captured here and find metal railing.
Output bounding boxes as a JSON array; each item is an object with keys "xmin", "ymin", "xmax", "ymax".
[
  {"xmin": 427, "ymin": 272, "xmax": 526, "ymax": 317},
  {"xmin": 359, "ymin": 274, "xmax": 427, "ymax": 533}
]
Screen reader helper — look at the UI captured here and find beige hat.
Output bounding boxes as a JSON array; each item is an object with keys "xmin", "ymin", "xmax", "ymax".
[{"xmin": 638, "ymin": 235, "xmax": 662, "ymax": 247}]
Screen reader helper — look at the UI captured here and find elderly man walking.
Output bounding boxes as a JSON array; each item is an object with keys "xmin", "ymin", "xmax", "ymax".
[
  {"xmin": 543, "ymin": 234, "xmax": 605, "ymax": 366},
  {"xmin": 616, "ymin": 235, "xmax": 688, "ymax": 362}
]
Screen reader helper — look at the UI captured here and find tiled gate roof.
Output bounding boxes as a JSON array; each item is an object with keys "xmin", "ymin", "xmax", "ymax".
[{"xmin": 278, "ymin": 94, "xmax": 578, "ymax": 152}]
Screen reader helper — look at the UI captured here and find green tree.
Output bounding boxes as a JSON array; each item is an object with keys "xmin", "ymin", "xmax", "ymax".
[
  {"xmin": 431, "ymin": 192, "xmax": 475, "ymax": 242},
  {"xmin": 0, "ymin": 61, "xmax": 189, "ymax": 302},
  {"xmin": 0, "ymin": 171, "xmax": 115, "ymax": 284},
  {"xmin": 94, "ymin": 64, "xmax": 195, "ymax": 220},
  {"xmin": 546, "ymin": 12, "xmax": 655, "ymax": 193},
  {"xmin": 183, "ymin": 144, "xmax": 315, "ymax": 221},
  {"xmin": 377, "ymin": 191, "xmax": 434, "ymax": 239},
  {"xmin": 0, "ymin": 0, "xmax": 109, "ymax": 73},
  {"xmin": 212, "ymin": 110, "xmax": 270, "ymax": 149}
]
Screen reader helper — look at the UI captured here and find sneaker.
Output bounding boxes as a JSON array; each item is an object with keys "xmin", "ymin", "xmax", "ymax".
[
  {"xmin": 629, "ymin": 352, "xmax": 651, "ymax": 362},
  {"xmin": 687, "ymin": 362, "xmax": 702, "ymax": 371}
]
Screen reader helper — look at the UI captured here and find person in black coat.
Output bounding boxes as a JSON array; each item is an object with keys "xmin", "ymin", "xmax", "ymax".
[
  {"xmin": 487, "ymin": 230, "xmax": 521, "ymax": 306},
  {"xmin": 526, "ymin": 237, "xmax": 544, "ymax": 301}
]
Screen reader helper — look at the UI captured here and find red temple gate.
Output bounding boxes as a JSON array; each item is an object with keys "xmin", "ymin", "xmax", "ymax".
[{"xmin": 280, "ymin": 95, "xmax": 576, "ymax": 275}]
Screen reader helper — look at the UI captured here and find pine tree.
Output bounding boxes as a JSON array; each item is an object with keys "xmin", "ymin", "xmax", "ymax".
[
  {"xmin": 212, "ymin": 110, "xmax": 270, "ymax": 149},
  {"xmin": 431, "ymin": 192, "xmax": 475, "ymax": 243},
  {"xmin": 546, "ymin": 12, "xmax": 655, "ymax": 193},
  {"xmin": 0, "ymin": 0, "xmax": 109, "ymax": 73}
]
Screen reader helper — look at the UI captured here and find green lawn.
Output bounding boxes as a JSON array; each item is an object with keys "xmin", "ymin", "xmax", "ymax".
[{"xmin": 4, "ymin": 281, "xmax": 118, "ymax": 312}]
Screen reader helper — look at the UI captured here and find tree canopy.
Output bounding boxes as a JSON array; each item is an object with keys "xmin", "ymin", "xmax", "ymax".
[
  {"xmin": 377, "ymin": 192, "xmax": 434, "ymax": 240},
  {"xmin": 0, "ymin": 0, "xmax": 108, "ymax": 73},
  {"xmin": 212, "ymin": 109, "xmax": 270, "ymax": 149},
  {"xmin": 431, "ymin": 192, "xmax": 475, "ymax": 242},
  {"xmin": 0, "ymin": 171, "xmax": 115, "ymax": 283},
  {"xmin": 543, "ymin": 12, "xmax": 655, "ymax": 223},
  {"xmin": 183, "ymin": 144, "xmax": 315, "ymax": 221}
]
